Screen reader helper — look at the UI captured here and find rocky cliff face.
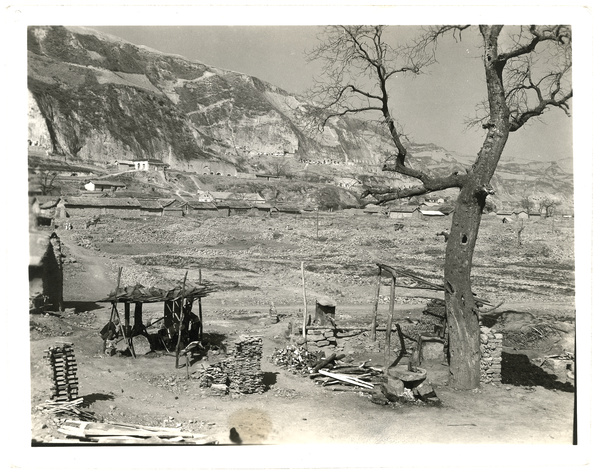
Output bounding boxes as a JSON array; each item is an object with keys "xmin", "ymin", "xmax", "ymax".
[
  {"xmin": 27, "ymin": 26, "xmax": 395, "ymax": 172},
  {"xmin": 27, "ymin": 26, "xmax": 573, "ymax": 207}
]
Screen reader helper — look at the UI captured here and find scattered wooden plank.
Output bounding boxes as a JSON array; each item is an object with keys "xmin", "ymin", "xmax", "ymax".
[
  {"xmin": 325, "ymin": 386, "xmax": 372, "ymax": 394},
  {"xmin": 318, "ymin": 370, "xmax": 374, "ymax": 389}
]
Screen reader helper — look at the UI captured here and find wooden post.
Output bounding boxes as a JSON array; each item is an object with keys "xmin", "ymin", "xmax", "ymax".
[
  {"xmin": 198, "ymin": 268, "xmax": 203, "ymax": 342},
  {"xmin": 386, "ymin": 276, "xmax": 396, "ymax": 357},
  {"xmin": 124, "ymin": 303, "xmax": 130, "ymax": 337},
  {"xmin": 301, "ymin": 262, "xmax": 308, "ymax": 340},
  {"xmin": 133, "ymin": 302, "xmax": 144, "ymax": 335},
  {"xmin": 371, "ymin": 266, "xmax": 382, "ymax": 341},
  {"xmin": 175, "ymin": 271, "xmax": 188, "ymax": 369},
  {"xmin": 116, "ymin": 267, "xmax": 122, "ymax": 292}
]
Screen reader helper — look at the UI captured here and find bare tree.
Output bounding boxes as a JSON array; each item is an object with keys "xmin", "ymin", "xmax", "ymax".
[
  {"xmin": 38, "ymin": 170, "xmax": 58, "ymax": 195},
  {"xmin": 538, "ymin": 195, "xmax": 562, "ymax": 217},
  {"xmin": 517, "ymin": 219, "xmax": 525, "ymax": 246},
  {"xmin": 521, "ymin": 195, "xmax": 536, "ymax": 214},
  {"xmin": 308, "ymin": 25, "xmax": 572, "ymax": 389},
  {"xmin": 272, "ymin": 158, "xmax": 292, "ymax": 178}
]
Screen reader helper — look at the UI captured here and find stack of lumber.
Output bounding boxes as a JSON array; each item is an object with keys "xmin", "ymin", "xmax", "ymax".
[
  {"xmin": 36, "ymin": 398, "xmax": 96, "ymax": 421},
  {"xmin": 43, "ymin": 343, "xmax": 78, "ymax": 401},
  {"xmin": 57, "ymin": 420, "xmax": 217, "ymax": 444},
  {"xmin": 225, "ymin": 336, "xmax": 264, "ymax": 394}
]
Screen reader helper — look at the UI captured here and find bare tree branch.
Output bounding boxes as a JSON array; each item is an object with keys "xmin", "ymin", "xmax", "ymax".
[
  {"xmin": 306, "ymin": 25, "xmax": 435, "ymax": 176},
  {"xmin": 497, "ymin": 25, "xmax": 571, "ymax": 64}
]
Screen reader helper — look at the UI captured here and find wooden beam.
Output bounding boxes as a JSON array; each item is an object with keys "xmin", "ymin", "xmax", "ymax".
[
  {"xmin": 376, "ymin": 262, "xmax": 492, "ymax": 306},
  {"xmin": 386, "ymin": 276, "xmax": 396, "ymax": 357},
  {"xmin": 175, "ymin": 271, "xmax": 188, "ymax": 369},
  {"xmin": 371, "ymin": 266, "xmax": 382, "ymax": 341},
  {"xmin": 301, "ymin": 262, "xmax": 308, "ymax": 340}
]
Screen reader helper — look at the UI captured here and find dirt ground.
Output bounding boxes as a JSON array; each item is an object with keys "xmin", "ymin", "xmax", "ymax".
[{"xmin": 26, "ymin": 212, "xmax": 578, "ymax": 452}]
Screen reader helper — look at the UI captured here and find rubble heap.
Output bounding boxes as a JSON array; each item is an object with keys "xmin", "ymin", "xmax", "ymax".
[
  {"xmin": 270, "ymin": 345, "xmax": 323, "ymax": 375},
  {"xmin": 224, "ymin": 336, "xmax": 264, "ymax": 394},
  {"xmin": 44, "ymin": 343, "xmax": 79, "ymax": 401},
  {"xmin": 480, "ymin": 325, "xmax": 503, "ymax": 384}
]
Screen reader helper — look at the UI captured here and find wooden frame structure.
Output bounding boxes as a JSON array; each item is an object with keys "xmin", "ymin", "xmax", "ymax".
[
  {"xmin": 99, "ymin": 268, "xmax": 215, "ymax": 367},
  {"xmin": 370, "ymin": 262, "xmax": 494, "ymax": 356}
]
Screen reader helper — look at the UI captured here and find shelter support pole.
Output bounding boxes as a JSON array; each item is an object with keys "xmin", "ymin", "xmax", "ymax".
[
  {"xmin": 198, "ymin": 269, "xmax": 203, "ymax": 342},
  {"xmin": 386, "ymin": 276, "xmax": 396, "ymax": 359},
  {"xmin": 371, "ymin": 266, "xmax": 382, "ymax": 341},
  {"xmin": 175, "ymin": 271, "xmax": 188, "ymax": 369},
  {"xmin": 134, "ymin": 302, "xmax": 143, "ymax": 335},
  {"xmin": 124, "ymin": 303, "xmax": 130, "ymax": 337}
]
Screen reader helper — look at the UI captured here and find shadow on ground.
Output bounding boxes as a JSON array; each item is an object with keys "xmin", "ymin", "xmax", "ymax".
[
  {"xmin": 501, "ymin": 352, "xmax": 574, "ymax": 392},
  {"xmin": 81, "ymin": 392, "xmax": 115, "ymax": 407},
  {"xmin": 63, "ymin": 301, "xmax": 106, "ymax": 313},
  {"xmin": 261, "ymin": 372, "xmax": 278, "ymax": 392}
]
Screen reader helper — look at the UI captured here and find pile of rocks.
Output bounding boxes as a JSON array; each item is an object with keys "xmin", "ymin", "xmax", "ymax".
[
  {"xmin": 305, "ymin": 328, "xmax": 337, "ymax": 349},
  {"xmin": 480, "ymin": 325, "xmax": 503, "ymax": 384},
  {"xmin": 198, "ymin": 364, "xmax": 228, "ymax": 386},
  {"xmin": 43, "ymin": 343, "xmax": 79, "ymax": 401},
  {"xmin": 198, "ymin": 336, "xmax": 265, "ymax": 395},
  {"xmin": 224, "ymin": 336, "xmax": 264, "ymax": 394}
]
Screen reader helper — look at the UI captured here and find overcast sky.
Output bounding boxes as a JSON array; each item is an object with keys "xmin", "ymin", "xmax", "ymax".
[{"xmin": 89, "ymin": 25, "xmax": 573, "ymax": 163}]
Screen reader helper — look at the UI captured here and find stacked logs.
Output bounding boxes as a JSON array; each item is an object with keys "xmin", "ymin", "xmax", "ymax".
[
  {"xmin": 224, "ymin": 336, "xmax": 264, "ymax": 394},
  {"xmin": 480, "ymin": 326, "xmax": 503, "ymax": 384},
  {"xmin": 270, "ymin": 345, "xmax": 323, "ymax": 374},
  {"xmin": 43, "ymin": 343, "xmax": 78, "ymax": 401}
]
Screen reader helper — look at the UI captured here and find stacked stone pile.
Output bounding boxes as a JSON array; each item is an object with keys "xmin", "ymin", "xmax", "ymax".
[
  {"xmin": 304, "ymin": 328, "xmax": 337, "ymax": 350},
  {"xmin": 224, "ymin": 336, "xmax": 264, "ymax": 394},
  {"xmin": 480, "ymin": 325, "xmax": 503, "ymax": 384},
  {"xmin": 199, "ymin": 336, "xmax": 265, "ymax": 395},
  {"xmin": 43, "ymin": 343, "xmax": 79, "ymax": 401},
  {"xmin": 198, "ymin": 364, "xmax": 228, "ymax": 387}
]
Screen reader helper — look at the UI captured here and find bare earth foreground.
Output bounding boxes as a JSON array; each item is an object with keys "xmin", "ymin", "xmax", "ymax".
[{"xmin": 25, "ymin": 212, "xmax": 579, "ymax": 460}]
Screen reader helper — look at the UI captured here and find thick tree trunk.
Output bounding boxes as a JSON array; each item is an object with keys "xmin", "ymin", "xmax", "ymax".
[
  {"xmin": 444, "ymin": 26, "xmax": 511, "ymax": 390},
  {"xmin": 444, "ymin": 183, "xmax": 485, "ymax": 389}
]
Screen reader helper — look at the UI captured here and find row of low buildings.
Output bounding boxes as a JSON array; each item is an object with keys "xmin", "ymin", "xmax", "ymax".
[{"xmin": 30, "ymin": 195, "xmax": 304, "ymax": 221}]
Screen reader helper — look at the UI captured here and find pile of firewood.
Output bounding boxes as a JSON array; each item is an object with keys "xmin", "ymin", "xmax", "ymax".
[
  {"xmin": 309, "ymin": 355, "xmax": 385, "ymax": 392},
  {"xmin": 269, "ymin": 345, "xmax": 324, "ymax": 374},
  {"xmin": 44, "ymin": 343, "xmax": 78, "ymax": 401},
  {"xmin": 36, "ymin": 398, "xmax": 96, "ymax": 421},
  {"xmin": 57, "ymin": 420, "xmax": 217, "ymax": 444}
]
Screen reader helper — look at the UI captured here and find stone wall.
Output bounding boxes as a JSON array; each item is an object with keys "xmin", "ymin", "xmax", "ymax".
[
  {"xmin": 480, "ymin": 325, "xmax": 503, "ymax": 384},
  {"xmin": 304, "ymin": 328, "xmax": 337, "ymax": 350}
]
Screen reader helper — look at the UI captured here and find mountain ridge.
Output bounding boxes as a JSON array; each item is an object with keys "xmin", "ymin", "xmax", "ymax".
[{"xmin": 27, "ymin": 26, "xmax": 573, "ymax": 207}]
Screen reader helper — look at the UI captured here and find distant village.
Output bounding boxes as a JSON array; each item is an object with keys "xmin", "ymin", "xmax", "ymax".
[{"xmin": 28, "ymin": 151, "xmax": 572, "ymax": 227}]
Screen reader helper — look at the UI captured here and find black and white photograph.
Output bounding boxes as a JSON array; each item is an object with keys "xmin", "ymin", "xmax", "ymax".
[{"xmin": 3, "ymin": 1, "xmax": 596, "ymax": 471}]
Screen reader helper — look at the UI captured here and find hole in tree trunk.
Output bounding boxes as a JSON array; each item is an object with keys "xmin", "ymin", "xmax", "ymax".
[{"xmin": 461, "ymin": 234, "xmax": 468, "ymax": 244}]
